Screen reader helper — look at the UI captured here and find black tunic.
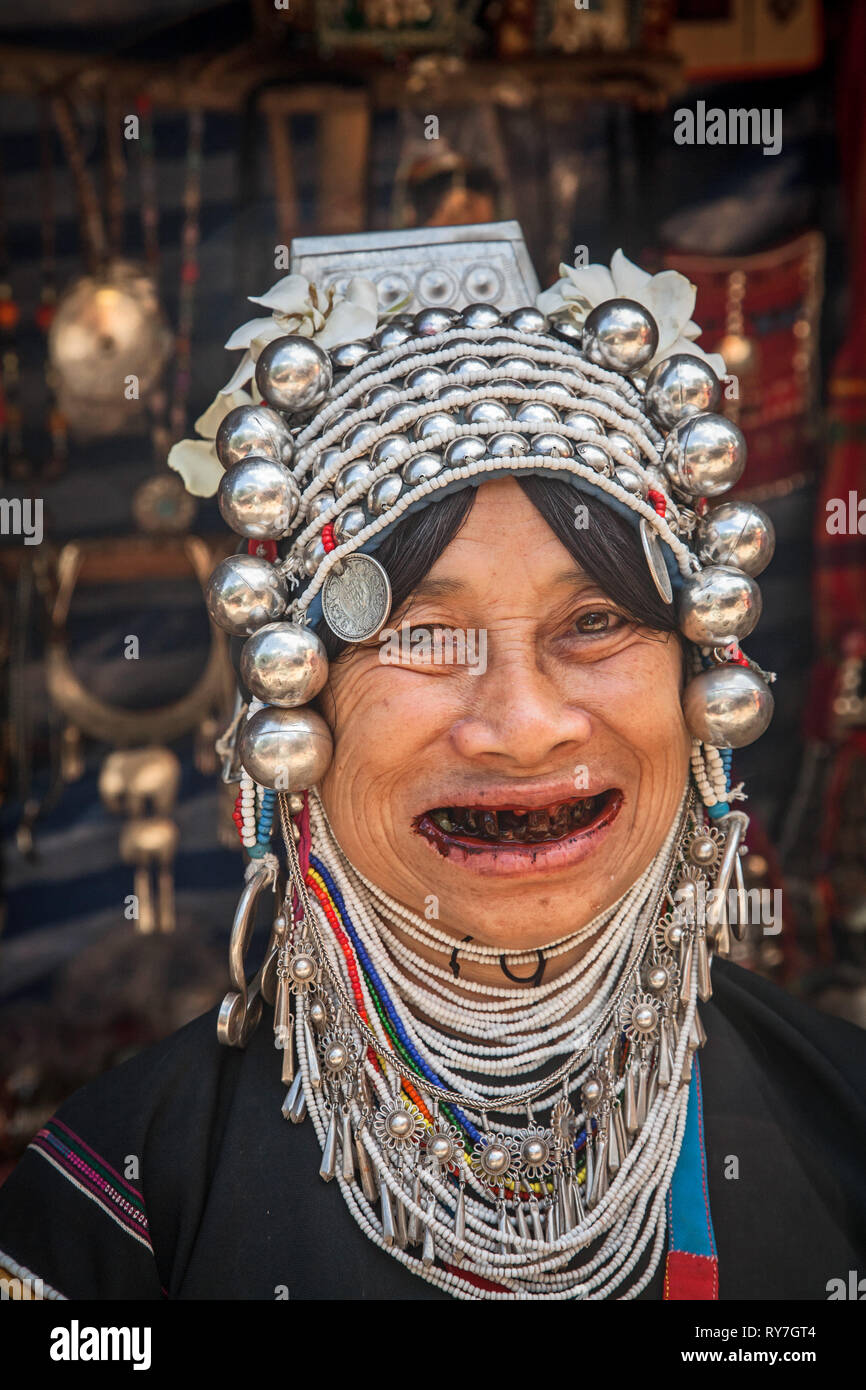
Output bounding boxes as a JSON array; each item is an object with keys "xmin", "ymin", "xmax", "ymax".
[{"xmin": 0, "ymin": 960, "xmax": 864, "ymax": 1301}]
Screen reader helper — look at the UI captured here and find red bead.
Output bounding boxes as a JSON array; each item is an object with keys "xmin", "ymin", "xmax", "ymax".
[
  {"xmin": 248, "ymin": 539, "xmax": 278, "ymax": 562},
  {"xmin": 321, "ymin": 524, "xmax": 335, "ymax": 553}
]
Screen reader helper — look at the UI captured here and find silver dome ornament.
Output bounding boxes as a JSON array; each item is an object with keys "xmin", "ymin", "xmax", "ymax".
[
  {"xmin": 678, "ymin": 565, "xmax": 762, "ymax": 646},
  {"xmin": 582, "ymin": 299, "xmax": 659, "ymax": 375},
  {"xmin": 403, "ymin": 451, "xmax": 444, "ymax": 484},
  {"xmin": 606, "ymin": 430, "xmax": 641, "ymax": 462},
  {"xmin": 564, "ymin": 410, "xmax": 605, "ymax": 435},
  {"xmin": 644, "ymin": 354, "xmax": 722, "ymax": 431},
  {"xmin": 537, "ymin": 379, "xmax": 575, "ymax": 402},
  {"xmin": 614, "ymin": 464, "xmax": 646, "ymax": 497},
  {"xmin": 437, "ymin": 384, "xmax": 468, "ymax": 408},
  {"xmin": 697, "ymin": 501, "xmax": 775, "ymax": 577},
  {"xmin": 532, "ymin": 433, "xmax": 574, "ymax": 458},
  {"xmin": 405, "ymin": 365, "xmax": 447, "ymax": 393},
  {"xmin": 333, "ymin": 506, "xmax": 368, "ymax": 544},
  {"xmin": 664, "ymin": 412, "xmax": 746, "ymax": 498},
  {"xmin": 575, "ymin": 441, "xmax": 614, "ymax": 475},
  {"xmin": 342, "ymin": 420, "xmax": 379, "ymax": 453},
  {"xmin": 413, "ymin": 307, "xmax": 460, "ymax": 336},
  {"xmin": 460, "ymin": 302, "xmax": 501, "ymax": 330},
  {"xmin": 497, "ymin": 356, "xmax": 536, "ymax": 378},
  {"xmin": 443, "ymin": 437, "xmax": 486, "ymax": 467},
  {"xmin": 515, "ymin": 401, "xmax": 560, "ymax": 425},
  {"xmin": 363, "ymin": 384, "xmax": 400, "ymax": 409},
  {"xmin": 205, "ymin": 554, "xmax": 289, "ymax": 636},
  {"xmin": 380, "ymin": 400, "xmax": 419, "ymax": 428},
  {"xmin": 240, "ymin": 622, "xmax": 329, "ymax": 707},
  {"xmin": 308, "ymin": 490, "xmax": 336, "ymax": 520},
  {"xmin": 374, "ymin": 323, "xmax": 413, "ymax": 350},
  {"xmin": 335, "ymin": 459, "xmax": 374, "ymax": 498},
  {"xmin": 414, "ymin": 411, "xmax": 454, "ymax": 441},
  {"xmin": 682, "ymin": 665, "xmax": 774, "ymax": 749},
  {"xmin": 311, "ymin": 445, "xmax": 341, "ymax": 479},
  {"xmin": 215, "ymin": 403, "xmax": 295, "ymax": 469},
  {"xmin": 217, "ymin": 457, "xmax": 300, "ymax": 539},
  {"xmin": 239, "ymin": 705, "xmax": 334, "ymax": 791},
  {"xmin": 548, "ymin": 313, "xmax": 583, "ymax": 346},
  {"xmin": 506, "ymin": 307, "xmax": 548, "ymax": 334},
  {"xmin": 330, "ymin": 340, "xmax": 372, "ymax": 372},
  {"xmin": 487, "ymin": 431, "xmax": 530, "ymax": 457},
  {"xmin": 451, "ymin": 356, "xmax": 489, "ymax": 378},
  {"xmin": 303, "ymin": 536, "xmax": 327, "ymax": 576},
  {"xmin": 368, "ymin": 473, "xmax": 403, "ymax": 515},
  {"xmin": 255, "ymin": 336, "xmax": 333, "ymax": 414},
  {"xmin": 371, "ymin": 433, "xmax": 413, "ymax": 466},
  {"xmin": 465, "ymin": 399, "xmax": 511, "ymax": 424}
]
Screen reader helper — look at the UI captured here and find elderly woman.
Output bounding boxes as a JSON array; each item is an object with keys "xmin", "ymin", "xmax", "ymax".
[{"xmin": 0, "ymin": 233, "xmax": 864, "ymax": 1302}]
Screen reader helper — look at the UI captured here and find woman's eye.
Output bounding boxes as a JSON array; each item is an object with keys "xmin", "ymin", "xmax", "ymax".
[{"xmin": 574, "ymin": 610, "xmax": 622, "ymax": 635}]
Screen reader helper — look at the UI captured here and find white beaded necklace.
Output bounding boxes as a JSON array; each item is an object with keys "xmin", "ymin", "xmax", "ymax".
[{"xmin": 276, "ymin": 782, "xmax": 707, "ymax": 1299}]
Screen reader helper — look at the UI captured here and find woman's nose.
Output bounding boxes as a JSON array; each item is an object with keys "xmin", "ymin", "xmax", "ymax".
[{"xmin": 449, "ymin": 646, "xmax": 593, "ymax": 770}]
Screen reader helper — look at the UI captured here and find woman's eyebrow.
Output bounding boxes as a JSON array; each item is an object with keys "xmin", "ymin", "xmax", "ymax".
[{"xmin": 404, "ymin": 577, "xmax": 468, "ymax": 602}]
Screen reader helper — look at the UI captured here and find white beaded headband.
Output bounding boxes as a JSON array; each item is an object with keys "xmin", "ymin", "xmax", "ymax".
[{"xmin": 200, "ymin": 246, "xmax": 777, "ymax": 824}]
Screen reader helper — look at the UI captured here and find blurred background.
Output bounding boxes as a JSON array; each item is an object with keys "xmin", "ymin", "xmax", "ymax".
[{"xmin": 0, "ymin": 0, "xmax": 864, "ymax": 1180}]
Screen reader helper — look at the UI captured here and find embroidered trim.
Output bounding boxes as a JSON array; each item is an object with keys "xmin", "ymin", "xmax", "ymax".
[{"xmin": 28, "ymin": 1119, "xmax": 152, "ymax": 1253}]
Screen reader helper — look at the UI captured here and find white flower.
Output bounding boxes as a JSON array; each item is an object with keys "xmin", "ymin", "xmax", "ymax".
[
  {"xmin": 167, "ymin": 387, "xmax": 253, "ymax": 498},
  {"xmin": 537, "ymin": 248, "xmax": 726, "ymax": 377},
  {"xmin": 221, "ymin": 273, "xmax": 379, "ymax": 393}
]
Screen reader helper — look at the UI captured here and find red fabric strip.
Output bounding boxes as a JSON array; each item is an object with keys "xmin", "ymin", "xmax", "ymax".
[{"xmin": 664, "ymin": 1250, "xmax": 719, "ymax": 1301}]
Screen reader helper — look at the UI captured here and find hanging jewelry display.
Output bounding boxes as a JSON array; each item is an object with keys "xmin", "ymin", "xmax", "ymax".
[{"xmin": 47, "ymin": 94, "xmax": 171, "ymax": 440}]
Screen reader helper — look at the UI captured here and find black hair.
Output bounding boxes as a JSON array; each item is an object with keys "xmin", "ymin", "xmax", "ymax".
[{"xmin": 314, "ymin": 476, "xmax": 682, "ymax": 665}]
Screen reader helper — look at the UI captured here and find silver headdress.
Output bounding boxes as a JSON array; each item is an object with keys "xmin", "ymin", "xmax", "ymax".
[{"xmin": 203, "ymin": 222, "xmax": 775, "ymax": 824}]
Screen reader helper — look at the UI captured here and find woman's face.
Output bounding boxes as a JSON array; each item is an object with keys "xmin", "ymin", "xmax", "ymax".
[{"xmin": 318, "ymin": 477, "xmax": 691, "ymax": 949}]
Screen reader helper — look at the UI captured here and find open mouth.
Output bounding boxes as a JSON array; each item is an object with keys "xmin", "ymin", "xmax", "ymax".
[{"xmin": 415, "ymin": 789, "xmax": 622, "ymax": 858}]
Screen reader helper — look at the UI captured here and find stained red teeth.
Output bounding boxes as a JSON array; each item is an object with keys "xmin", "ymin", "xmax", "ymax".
[
  {"xmin": 527, "ymin": 810, "xmax": 550, "ymax": 834},
  {"xmin": 481, "ymin": 810, "xmax": 499, "ymax": 837},
  {"xmin": 424, "ymin": 795, "xmax": 608, "ymax": 845}
]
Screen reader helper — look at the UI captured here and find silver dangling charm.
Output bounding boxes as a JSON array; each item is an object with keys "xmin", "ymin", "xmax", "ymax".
[
  {"xmin": 624, "ymin": 1066, "xmax": 639, "ymax": 1135},
  {"xmin": 679, "ymin": 934, "xmax": 694, "ymax": 1005},
  {"xmin": 408, "ymin": 1173, "xmax": 423, "ymax": 1246},
  {"xmin": 571, "ymin": 1167, "xmax": 585, "ymax": 1225},
  {"xmin": 393, "ymin": 1186, "xmax": 409, "ymax": 1250},
  {"xmin": 304, "ymin": 1015, "xmax": 322, "ymax": 1089},
  {"xmin": 340, "ymin": 1107, "xmax": 355, "ymax": 1183},
  {"xmin": 544, "ymin": 1200, "xmax": 558, "ymax": 1243},
  {"xmin": 697, "ymin": 929, "xmax": 712, "ymax": 1001},
  {"xmin": 529, "ymin": 1191, "xmax": 545, "ymax": 1242},
  {"xmin": 422, "ymin": 1196, "xmax": 437, "ymax": 1267},
  {"xmin": 607, "ymin": 1104, "xmax": 622, "ymax": 1175},
  {"xmin": 612, "ymin": 1102, "xmax": 629, "ymax": 1166},
  {"xmin": 636, "ymin": 1061, "xmax": 649, "ymax": 1127},
  {"xmin": 453, "ymin": 1181, "xmax": 466, "ymax": 1265},
  {"xmin": 319, "ymin": 1107, "xmax": 339, "ymax": 1182},
  {"xmin": 497, "ymin": 1199, "xmax": 512, "ymax": 1255},
  {"xmin": 589, "ymin": 1136, "xmax": 609, "ymax": 1207},
  {"xmin": 658, "ymin": 1020, "xmax": 673, "ymax": 1088},
  {"xmin": 282, "ymin": 1069, "xmax": 306, "ymax": 1124},
  {"xmin": 355, "ymin": 1126, "xmax": 378, "ymax": 1203},
  {"xmin": 380, "ymin": 1177, "xmax": 396, "ymax": 1246},
  {"xmin": 514, "ymin": 1189, "xmax": 529, "ymax": 1240}
]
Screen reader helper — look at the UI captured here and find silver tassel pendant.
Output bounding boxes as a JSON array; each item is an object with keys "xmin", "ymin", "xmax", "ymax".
[
  {"xmin": 624, "ymin": 1066, "xmax": 639, "ymax": 1135},
  {"xmin": 636, "ymin": 1063, "xmax": 649, "ymax": 1127},
  {"xmin": 646, "ymin": 1065, "xmax": 659, "ymax": 1116},
  {"xmin": 393, "ymin": 1188, "xmax": 409, "ymax": 1249},
  {"xmin": 408, "ymin": 1173, "xmax": 422, "ymax": 1246},
  {"xmin": 355, "ymin": 1129, "xmax": 378, "ymax": 1203},
  {"xmin": 514, "ymin": 1191, "xmax": 529, "ymax": 1241},
  {"xmin": 422, "ymin": 1196, "xmax": 437, "ymax": 1267},
  {"xmin": 607, "ymin": 1106, "xmax": 621, "ymax": 1175},
  {"xmin": 658, "ymin": 1021, "xmax": 672, "ymax": 1088},
  {"xmin": 304, "ymin": 1016, "xmax": 322, "ymax": 1089},
  {"xmin": 571, "ymin": 1167, "xmax": 585, "ymax": 1225},
  {"xmin": 498, "ymin": 1201, "xmax": 512, "ymax": 1254},
  {"xmin": 589, "ymin": 1140, "xmax": 609, "ymax": 1207},
  {"xmin": 544, "ymin": 1202, "xmax": 558, "ymax": 1243},
  {"xmin": 530, "ymin": 1198, "xmax": 545, "ymax": 1242},
  {"xmin": 453, "ymin": 1182, "xmax": 466, "ymax": 1265},
  {"xmin": 697, "ymin": 930, "xmax": 712, "ymax": 1001},
  {"xmin": 340, "ymin": 1109, "xmax": 355, "ymax": 1183},
  {"xmin": 680, "ymin": 936, "xmax": 694, "ymax": 1005},
  {"xmin": 612, "ymin": 1103, "xmax": 629, "ymax": 1165},
  {"xmin": 282, "ymin": 1070, "xmax": 306, "ymax": 1125},
  {"xmin": 584, "ymin": 1124, "xmax": 595, "ymax": 1199},
  {"xmin": 319, "ymin": 1108, "xmax": 339, "ymax": 1182},
  {"xmin": 380, "ymin": 1177, "xmax": 396, "ymax": 1246}
]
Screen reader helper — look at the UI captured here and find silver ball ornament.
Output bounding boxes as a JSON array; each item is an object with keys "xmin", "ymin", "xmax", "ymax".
[
  {"xmin": 575, "ymin": 441, "xmax": 613, "ymax": 475},
  {"xmin": 238, "ymin": 705, "xmax": 334, "ymax": 790},
  {"xmin": 696, "ymin": 501, "xmax": 775, "ymax": 577},
  {"xmin": 664, "ymin": 412, "xmax": 746, "ymax": 497},
  {"xmin": 582, "ymin": 298, "xmax": 659, "ymax": 374},
  {"xmin": 333, "ymin": 506, "xmax": 367, "ymax": 543},
  {"xmin": 303, "ymin": 536, "xmax": 326, "ymax": 576},
  {"xmin": 217, "ymin": 457, "xmax": 300, "ymax": 538},
  {"xmin": 505, "ymin": 307, "xmax": 548, "ymax": 334},
  {"xmin": 465, "ymin": 399, "xmax": 511, "ymax": 424},
  {"xmin": 487, "ymin": 431, "xmax": 530, "ymax": 457},
  {"xmin": 255, "ymin": 335, "xmax": 333, "ymax": 414},
  {"xmin": 240, "ymin": 622, "xmax": 329, "ymax": 707},
  {"xmin": 370, "ymin": 433, "xmax": 412, "ymax": 466},
  {"xmin": 335, "ymin": 460, "xmax": 373, "ymax": 498},
  {"xmin": 205, "ymin": 554, "xmax": 288, "ymax": 636},
  {"xmin": 307, "ymin": 490, "xmax": 336, "ymax": 520},
  {"xmin": 682, "ymin": 664, "xmax": 774, "ymax": 749},
  {"xmin": 514, "ymin": 401, "xmax": 559, "ymax": 425},
  {"xmin": 414, "ymin": 411, "xmax": 455, "ymax": 441},
  {"xmin": 368, "ymin": 473, "xmax": 403, "ymax": 515},
  {"xmin": 532, "ymin": 433, "xmax": 573, "ymax": 457},
  {"xmin": 403, "ymin": 451, "xmax": 444, "ymax": 484},
  {"xmin": 215, "ymin": 403, "xmax": 295, "ymax": 468},
  {"xmin": 413, "ymin": 307, "xmax": 460, "ymax": 336},
  {"xmin": 443, "ymin": 437, "xmax": 486, "ymax": 467},
  {"xmin": 405, "ymin": 365, "xmax": 446, "ymax": 393},
  {"xmin": 330, "ymin": 341, "xmax": 371, "ymax": 372},
  {"xmin": 678, "ymin": 564, "xmax": 762, "ymax": 646},
  {"xmin": 644, "ymin": 354, "xmax": 722, "ymax": 431},
  {"xmin": 460, "ymin": 302, "xmax": 501, "ymax": 330},
  {"xmin": 564, "ymin": 410, "xmax": 604, "ymax": 435}
]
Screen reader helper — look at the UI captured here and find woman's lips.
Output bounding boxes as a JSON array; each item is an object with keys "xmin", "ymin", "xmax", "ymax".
[{"xmin": 413, "ymin": 789, "xmax": 624, "ymax": 878}]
